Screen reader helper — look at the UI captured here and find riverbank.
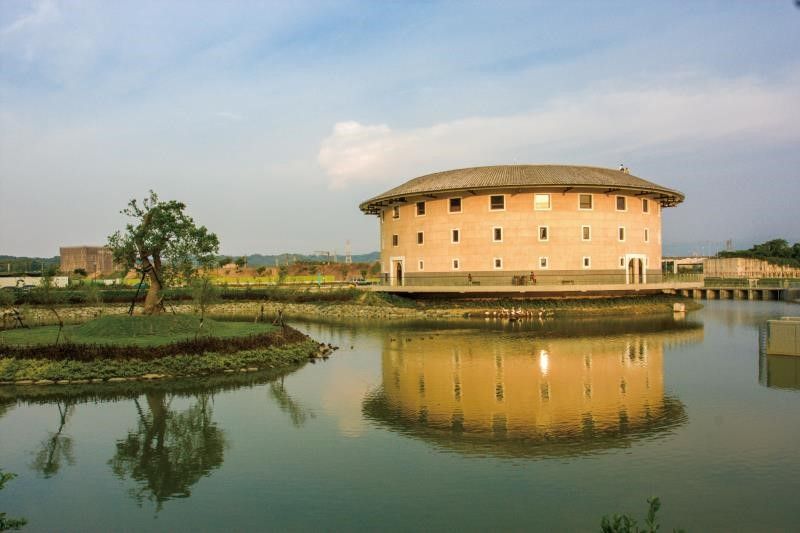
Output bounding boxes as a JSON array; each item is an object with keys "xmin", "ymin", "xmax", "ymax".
[{"xmin": 9, "ymin": 293, "xmax": 701, "ymax": 325}]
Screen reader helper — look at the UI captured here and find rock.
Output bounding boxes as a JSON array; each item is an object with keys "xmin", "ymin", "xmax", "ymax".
[
  {"xmin": 72, "ymin": 379, "xmax": 89, "ymax": 384},
  {"xmin": 247, "ymin": 367, "xmax": 258, "ymax": 372},
  {"xmin": 35, "ymin": 379, "xmax": 55, "ymax": 385},
  {"xmin": 141, "ymin": 373, "xmax": 165, "ymax": 380},
  {"xmin": 224, "ymin": 369, "xmax": 235, "ymax": 373},
  {"xmin": 90, "ymin": 378, "xmax": 104, "ymax": 383},
  {"xmin": 108, "ymin": 377, "xmax": 128, "ymax": 382},
  {"xmin": 57, "ymin": 380, "xmax": 71, "ymax": 385},
  {"xmin": 15, "ymin": 380, "xmax": 34, "ymax": 385}
]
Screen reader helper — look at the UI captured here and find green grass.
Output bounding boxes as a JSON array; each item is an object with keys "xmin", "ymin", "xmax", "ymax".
[
  {"xmin": 0, "ymin": 315, "xmax": 276, "ymax": 347},
  {"xmin": 0, "ymin": 339, "xmax": 318, "ymax": 382}
]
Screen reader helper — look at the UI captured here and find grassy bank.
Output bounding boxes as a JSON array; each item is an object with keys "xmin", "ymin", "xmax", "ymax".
[
  {"xmin": 0, "ymin": 314, "xmax": 277, "ymax": 347},
  {"xmin": 0, "ymin": 338, "xmax": 318, "ymax": 384},
  {"xmin": 0, "ymin": 315, "xmax": 324, "ymax": 384}
]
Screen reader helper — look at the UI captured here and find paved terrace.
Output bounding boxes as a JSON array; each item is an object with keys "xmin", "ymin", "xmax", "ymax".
[{"xmin": 369, "ymin": 280, "xmax": 703, "ymax": 297}]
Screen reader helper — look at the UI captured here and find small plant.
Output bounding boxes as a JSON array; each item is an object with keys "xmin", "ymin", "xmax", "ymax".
[
  {"xmin": 83, "ymin": 283, "xmax": 104, "ymax": 315},
  {"xmin": 600, "ymin": 496, "xmax": 683, "ymax": 533},
  {"xmin": 0, "ymin": 469, "xmax": 26, "ymax": 531},
  {"xmin": 190, "ymin": 275, "xmax": 220, "ymax": 339},
  {"xmin": 35, "ymin": 272, "xmax": 66, "ymax": 345}
]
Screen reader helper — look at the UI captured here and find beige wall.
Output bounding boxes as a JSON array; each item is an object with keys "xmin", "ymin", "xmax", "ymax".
[
  {"xmin": 377, "ymin": 189, "xmax": 663, "ymax": 279},
  {"xmin": 60, "ymin": 246, "xmax": 118, "ymax": 275}
]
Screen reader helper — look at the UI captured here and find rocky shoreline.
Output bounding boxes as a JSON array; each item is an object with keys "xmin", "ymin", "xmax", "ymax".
[{"xmin": 12, "ymin": 295, "xmax": 700, "ymax": 326}]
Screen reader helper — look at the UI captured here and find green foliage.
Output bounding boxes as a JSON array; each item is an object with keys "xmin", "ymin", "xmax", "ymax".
[
  {"xmin": 601, "ymin": 496, "xmax": 683, "ymax": 533},
  {"xmin": 256, "ymin": 266, "xmax": 267, "ymax": 275},
  {"xmin": 83, "ymin": 283, "xmax": 103, "ymax": 309},
  {"xmin": 0, "ymin": 290, "xmax": 13, "ymax": 309},
  {"xmin": 718, "ymin": 238, "xmax": 800, "ymax": 267},
  {"xmin": 0, "ymin": 338, "xmax": 317, "ymax": 382},
  {"xmin": 0, "ymin": 255, "xmax": 59, "ymax": 275},
  {"xmin": 369, "ymin": 261, "xmax": 381, "ymax": 275},
  {"xmin": 0, "ymin": 470, "xmax": 27, "ymax": 531},
  {"xmin": 234, "ymin": 256, "xmax": 247, "ymax": 269},
  {"xmin": 189, "ymin": 275, "xmax": 219, "ymax": 320},
  {"xmin": 0, "ymin": 315, "xmax": 279, "ymax": 350},
  {"xmin": 277, "ymin": 265, "xmax": 289, "ymax": 285},
  {"xmin": 107, "ymin": 191, "xmax": 220, "ymax": 313},
  {"xmin": 217, "ymin": 256, "xmax": 232, "ymax": 268},
  {"xmin": 33, "ymin": 272, "xmax": 65, "ymax": 307}
]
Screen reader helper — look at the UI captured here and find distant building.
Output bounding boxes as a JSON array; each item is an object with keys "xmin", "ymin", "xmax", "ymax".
[
  {"xmin": 704, "ymin": 257, "xmax": 800, "ymax": 278},
  {"xmin": 360, "ymin": 164, "xmax": 685, "ymax": 286},
  {"xmin": 59, "ymin": 246, "xmax": 117, "ymax": 275}
]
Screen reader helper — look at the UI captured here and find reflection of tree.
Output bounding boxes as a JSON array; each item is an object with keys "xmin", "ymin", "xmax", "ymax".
[
  {"xmin": 109, "ymin": 392, "xmax": 226, "ymax": 511},
  {"xmin": 30, "ymin": 401, "xmax": 76, "ymax": 478},
  {"xmin": 268, "ymin": 378, "xmax": 315, "ymax": 427}
]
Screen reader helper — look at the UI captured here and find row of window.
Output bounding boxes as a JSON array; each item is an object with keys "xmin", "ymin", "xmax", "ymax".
[
  {"xmin": 392, "ymin": 226, "xmax": 650, "ymax": 245},
  {"xmin": 413, "ymin": 256, "xmax": 648, "ymax": 271},
  {"xmin": 389, "ymin": 194, "xmax": 651, "ymax": 219}
]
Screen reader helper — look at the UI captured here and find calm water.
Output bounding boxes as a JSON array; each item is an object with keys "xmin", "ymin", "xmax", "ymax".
[{"xmin": 1, "ymin": 300, "xmax": 799, "ymax": 532}]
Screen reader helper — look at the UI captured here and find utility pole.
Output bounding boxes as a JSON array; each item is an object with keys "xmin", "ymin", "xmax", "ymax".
[{"xmin": 345, "ymin": 240, "xmax": 352, "ymax": 264}]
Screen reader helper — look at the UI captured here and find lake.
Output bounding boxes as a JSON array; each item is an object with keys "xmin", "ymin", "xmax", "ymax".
[{"xmin": 1, "ymin": 300, "xmax": 799, "ymax": 531}]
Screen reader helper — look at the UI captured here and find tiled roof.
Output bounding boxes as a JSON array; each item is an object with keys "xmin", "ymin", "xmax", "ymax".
[{"xmin": 359, "ymin": 165, "xmax": 684, "ymax": 213}]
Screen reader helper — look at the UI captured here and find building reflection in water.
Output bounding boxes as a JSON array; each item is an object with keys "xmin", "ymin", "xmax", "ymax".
[
  {"xmin": 758, "ymin": 321, "xmax": 800, "ymax": 390},
  {"xmin": 363, "ymin": 320, "xmax": 703, "ymax": 458}
]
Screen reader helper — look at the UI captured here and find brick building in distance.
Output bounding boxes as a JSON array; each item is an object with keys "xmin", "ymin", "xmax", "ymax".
[{"xmin": 59, "ymin": 246, "xmax": 118, "ymax": 276}]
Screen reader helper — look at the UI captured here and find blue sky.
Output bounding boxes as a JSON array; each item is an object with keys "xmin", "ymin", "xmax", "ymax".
[{"xmin": 1, "ymin": 0, "xmax": 798, "ymax": 257}]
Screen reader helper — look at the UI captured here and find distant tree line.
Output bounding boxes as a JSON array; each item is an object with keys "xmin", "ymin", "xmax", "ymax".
[
  {"xmin": 0, "ymin": 256, "xmax": 60, "ymax": 275},
  {"xmin": 717, "ymin": 238, "xmax": 800, "ymax": 268}
]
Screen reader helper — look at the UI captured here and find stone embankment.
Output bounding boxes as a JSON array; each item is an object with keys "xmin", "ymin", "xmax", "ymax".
[
  {"xmin": 13, "ymin": 297, "xmax": 700, "ymax": 326},
  {"xmin": 16, "ymin": 302, "xmax": 457, "ymax": 325}
]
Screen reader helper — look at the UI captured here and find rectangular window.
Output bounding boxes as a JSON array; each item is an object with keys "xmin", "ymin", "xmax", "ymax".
[
  {"xmin": 618, "ymin": 227, "xmax": 626, "ymax": 242},
  {"xmin": 451, "ymin": 229, "xmax": 460, "ymax": 243},
  {"xmin": 392, "ymin": 234, "xmax": 399, "ymax": 246},
  {"xmin": 418, "ymin": 260, "xmax": 424, "ymax": 271},
  {"xmin": 490, "ymin": 195, "xmax": 505, "ymax": 210},
  {"xmin": 616, "ymin": 196, "xmax": 627, "ymax": 211},
  {"xmin": 579, "ymin": 194, "xmax": 593, "ymax": 210},
  {"xmin": 416, "ymin": 201, "xmax": 426, "ymax": 216},
  {"xmin": 539, "ymin": 257, "xmax": 549, "ymax": 269},
  {"xmin": 582, "ymin": 225, "xmax": 591, "ymax": 241},
  {"xmin": 644, "ymin": 228, "xmax": 649, "ymax": 243},
  {"xmin": 583, "ymin": 256, "xmax": 591, "ymax": 269},
  {"xmin": 452, "ymin": 259, "xmax": 460, "ymax": 270},
  {"xmin": 417, "ymin": 231, "xmax": 424, "ymax": 245},
  {"xmin": 642, "ymin": 198, "xmax": 649, "ymax": 213},
  {"xmin": 494, "ymin": 258, "xmax": 503, "ymax": 269},
  {"xmin": 534, "ymin": 193, "xmax": 551, "ymax": 210},
  {"xmin": 392, "ymin": 205, "xmax": 400, "ymax": 219},
  {"xmin": 449, "ymin": 197, "xmax": 462, "ymax": 213},
  {"xmin": 538, "ymin": 226, "xmax": 549, "ymax": 241},
  {"xmin": 619, "ymin": 257, "xmax": 625, "ymax": 268},
  {"xmin": 493, "ymin": 227, "xmax": 503, "ymax": 242}
]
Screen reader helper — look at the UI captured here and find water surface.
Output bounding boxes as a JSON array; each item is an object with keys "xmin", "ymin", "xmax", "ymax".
[{"xmin": 1, "ymin": 300, "xmax": 798, "ymax": 531}]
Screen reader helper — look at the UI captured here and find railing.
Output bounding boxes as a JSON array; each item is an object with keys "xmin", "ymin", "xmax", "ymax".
[
  {"xmin": 703, "ymin": 277, "xmax": 800, "ymax": 289},
  {"xmin": 373, "ymin": 272, "xmax": 704, "ymax": 288}
]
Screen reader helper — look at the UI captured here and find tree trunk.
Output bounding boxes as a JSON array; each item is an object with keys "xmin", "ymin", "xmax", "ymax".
[{"xmin": 143, "ymin": 271, "xmax": 162, "ymax": 315}]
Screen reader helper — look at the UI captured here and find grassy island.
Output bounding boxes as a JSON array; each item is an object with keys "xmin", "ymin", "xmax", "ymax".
[{"xmin": 0, "ymin": 315, "xmax": 321, "ymax": 385}]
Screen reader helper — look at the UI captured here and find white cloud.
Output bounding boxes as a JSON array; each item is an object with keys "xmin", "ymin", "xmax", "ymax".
[{"xmin": 318, "ymin": 72, "xmax": 800, "ymax": 189}]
